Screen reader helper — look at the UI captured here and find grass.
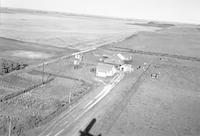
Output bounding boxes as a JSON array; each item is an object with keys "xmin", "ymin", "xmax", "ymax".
[
  {"xmin": 0, "ymin": 71, "xmax": 92, "ymax": 136},
  {"xmin": 111, "ymin": 26, "xmax": 200, "ymax": 58},
  {"xmin": 0, "ymin": 8, "xmax": 159, "ymax": 51},
  {"xmin": 108, "ymin": 62, "xmax": 200, "ymax": 136},
  {"xmin": 0, "ymin": 37, "xmax": 76, "ymax": 65}
]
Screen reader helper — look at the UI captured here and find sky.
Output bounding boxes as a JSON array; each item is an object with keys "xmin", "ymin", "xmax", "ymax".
[{"xmin": 1, "ymin": 0, "xmax": 200, "ymax": 24}]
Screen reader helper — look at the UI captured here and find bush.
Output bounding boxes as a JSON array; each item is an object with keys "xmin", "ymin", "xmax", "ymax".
[{"xmin": 0, "ymin": 59, "xmax": 28, "ymax": 75}]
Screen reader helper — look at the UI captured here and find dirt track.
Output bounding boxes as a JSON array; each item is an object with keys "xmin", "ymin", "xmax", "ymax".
[{"xmin": 105, "ymin": 47, "xmax": 200, "ymax": 62}]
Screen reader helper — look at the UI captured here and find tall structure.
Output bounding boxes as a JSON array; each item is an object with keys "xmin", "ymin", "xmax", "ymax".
[{"xmin": 74, "ymin": 53, "xmax": 83, "ymax": 69}]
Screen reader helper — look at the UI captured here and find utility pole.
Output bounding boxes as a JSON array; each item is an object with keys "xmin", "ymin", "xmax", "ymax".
[
  {"xmin": 8, "ymin": 116, "xmax": 11, "ymax": 136},
  {"xmin": 42, "ymin": 59, "xmax": 45, "ymax": 84},
  {"xmin": 68, "ymin": 90, "xmax": 71, "ymax": 105},
  {"xmin": 0, "ymin": 0, "xmax": 1, "ymax": 26}
]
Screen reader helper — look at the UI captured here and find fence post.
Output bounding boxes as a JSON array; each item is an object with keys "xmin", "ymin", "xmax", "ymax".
[{"xmin": 42, "ymin": 60, "xmax": 44, "ymax": 84}]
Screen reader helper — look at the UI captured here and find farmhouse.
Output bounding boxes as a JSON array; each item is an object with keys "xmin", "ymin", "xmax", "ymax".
[{"xmin": 96, "ymin": 63, "xmax": 117, "ymax": 77}]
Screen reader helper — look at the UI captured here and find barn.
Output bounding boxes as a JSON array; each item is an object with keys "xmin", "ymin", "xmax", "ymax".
[{"xmin": 96, "ymin": 63, "xmax": 117, "ymax": 77}]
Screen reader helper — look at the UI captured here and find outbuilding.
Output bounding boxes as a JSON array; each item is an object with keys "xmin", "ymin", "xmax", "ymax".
[
  {"xmin": 103, "ymin": 55, "xmax": 123, "ymax": 66},
  {"xmin": 120, "ymin": 64, "xmax": 134, "ymax": 72},
  {"xmin": 117, "ymin": 53, "xmax": 132, "ymax": 61}
]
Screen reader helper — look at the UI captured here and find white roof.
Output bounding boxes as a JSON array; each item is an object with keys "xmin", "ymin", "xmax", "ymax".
[
  {"xmin": 96, "ymin": 63, "xmax": 114, "ymax": 72},
  {"xmin": 117, "ymin": 53, "xmax": 132, "ymax": 60}
]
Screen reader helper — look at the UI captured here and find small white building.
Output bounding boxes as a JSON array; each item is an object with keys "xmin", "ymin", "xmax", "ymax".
[
  {"xmin": 73, "ymin": 53, "xmax": 83, "ymax": 69},
  {"xmin": 96, "ymin": 63, "xmax": 117, "ymax": 77},
  {"xmin": 120, "ymin": 64, "xmax": 134, "ymax": 72},
  {"xmin": 75, "ymin": 53, "xmax": 83, "ymax": 60}
]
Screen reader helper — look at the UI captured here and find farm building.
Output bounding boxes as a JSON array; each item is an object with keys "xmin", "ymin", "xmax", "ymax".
[
  {"xmin": 117, "ymin": 53, "xmax": 132, "ymax": 61},
  {"xmin": 75, "ymin": 53, "xmax": 83, "ymax": 60},
  {"xmin": 120, "ymin": 64, "xmax": 134, "ymax": 72},
  {"xmin": 73, "ymin": 53, "xmax": 83, "ymax": 69},
  {"xmin": 96, "ymin": 63, "xmax": 117, "ymax": 77},
  {"xmin": 103, "ymin": 55, "xmax": 123, "ymax": 66}
]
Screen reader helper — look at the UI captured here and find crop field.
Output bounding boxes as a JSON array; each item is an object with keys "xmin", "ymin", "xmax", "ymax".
[
  {"xmin": 0, "ymin": 8, "xmax": 160, "ymax": 63},
  {"xmin": 0, "ymin": 37, "xmax": 77, "ymax": 65},
  {"xmin": 0, "ymin": 9, "xmax": 159, "ymax": 49},
  {"xmin": 109, "ymin": 26, "xmax": 200, "ymax": 58},
  {"xmin": 0, "ymin": 72, "xmax": 42, "ymax": 98}
]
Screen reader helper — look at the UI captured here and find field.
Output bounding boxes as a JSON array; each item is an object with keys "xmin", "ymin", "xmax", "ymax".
[
  {"xmin": 0, "ymin": 8, "xmax": 159, "ymax": 58},
  {"xmin": 109, "ymin": 26, "xmax": 200, "ymax": 58},
  {"xmin": 0, "ymin": 37, "xmax": 76, "ymax": 64},
  {"xmin": 0, "ymin": 8, "xmax": 160, "ymax": 65},
  {"xmin": 106, "ymin": 58, "xmax": 200, "ymax": 136}
]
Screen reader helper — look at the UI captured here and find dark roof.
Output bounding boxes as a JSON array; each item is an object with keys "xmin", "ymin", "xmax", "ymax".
[{"xmin": 103, "ymin": 55, "xmax": 123, "ymax": 65}]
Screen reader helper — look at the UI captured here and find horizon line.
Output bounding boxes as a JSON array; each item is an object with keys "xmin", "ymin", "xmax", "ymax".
[{"xmin": 0, "ymin": 7, "xmax": 198, "ymax": 25}]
